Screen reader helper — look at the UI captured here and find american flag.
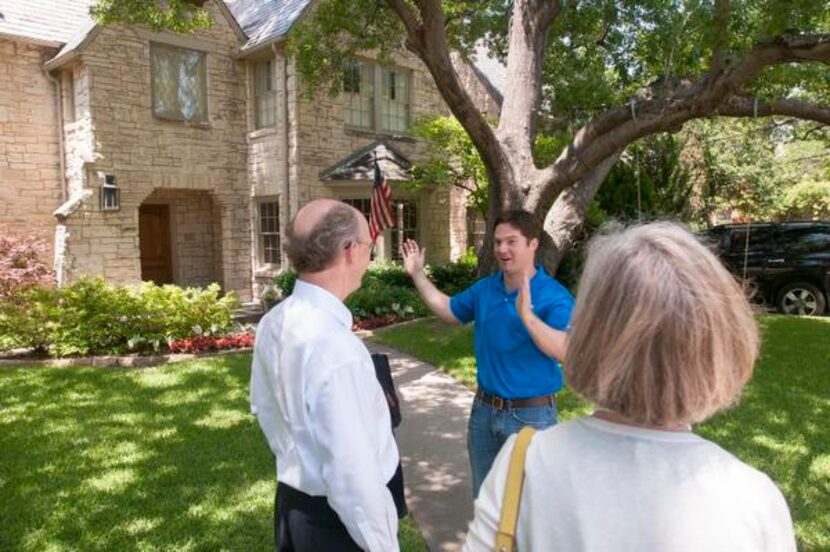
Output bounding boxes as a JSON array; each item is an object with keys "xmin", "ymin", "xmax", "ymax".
[{"xmin": 369, "ymin": 160, "xmax": 395, "ymax": 241}]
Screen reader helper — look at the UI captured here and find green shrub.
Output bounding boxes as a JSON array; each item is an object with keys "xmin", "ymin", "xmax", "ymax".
[
  {"xmin": 1, "ymin": 278, "xmax": 239, "ymax": 357},
  {"xmin": 427, "ymin": 253, "xmax": 478, "ymax": 295},
  {"xmin": 270, "ymin": 256, "xmax": 479, "ymax": 322},
  {"xmin": 346, "ymin": 280, "xmax": 428, "ymax": 320},
  {"xmin": 274, "ymin": 270, "xmax": 299, "ymax": 297}
]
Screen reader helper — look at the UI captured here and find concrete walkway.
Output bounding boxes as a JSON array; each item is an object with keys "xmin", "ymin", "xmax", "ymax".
[{"xmin": 365, "ymin": 341, "xmax": 475, "ymax": 552}]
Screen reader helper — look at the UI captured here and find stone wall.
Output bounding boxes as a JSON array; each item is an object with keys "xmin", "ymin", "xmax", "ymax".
[
  {"xmin": 0, "ymin": 39, "xmax": 63, "ymax": 259},
  {"xmin": 58, "ymin": 1, "xmax": 252, "ymax": 300},
  {"xmin": 290, "ymin": 50, "xmax": 463, "ymax": 265}
]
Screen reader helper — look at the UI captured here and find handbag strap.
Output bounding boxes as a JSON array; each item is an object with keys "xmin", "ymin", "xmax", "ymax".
[{"xmin": 494, "ymin": 426, "xmax": 537, "ymax": 552}]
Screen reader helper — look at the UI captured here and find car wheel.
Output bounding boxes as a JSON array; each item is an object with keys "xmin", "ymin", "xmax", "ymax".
[{"xmin": 776, "ymin": 282, "xmax": 827, "ymax": 316}]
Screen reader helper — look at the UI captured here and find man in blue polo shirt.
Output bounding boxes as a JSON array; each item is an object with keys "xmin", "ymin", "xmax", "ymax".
[{"xmin": 402, "ymin": 210, "xmax": 574, "ymax": 497}]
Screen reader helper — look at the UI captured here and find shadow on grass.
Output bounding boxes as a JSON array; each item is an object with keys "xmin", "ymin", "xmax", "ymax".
[
  {"xmin": 0, "ymin": 354, "xmax": 274, "ymax": 551},
  {"xmin": 697, "ymin": 316, "xmax": 830, "ymax": 552}
]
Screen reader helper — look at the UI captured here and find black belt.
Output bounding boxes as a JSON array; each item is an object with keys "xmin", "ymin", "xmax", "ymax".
[{"xmin": 476, "ymin": 388, "xmax": 556, "ymax": 410}]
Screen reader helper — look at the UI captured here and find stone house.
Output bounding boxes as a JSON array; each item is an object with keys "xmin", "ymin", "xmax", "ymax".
[{"xmin": 0, "ymin": 0, "xmax": 495, "ymax": 303}]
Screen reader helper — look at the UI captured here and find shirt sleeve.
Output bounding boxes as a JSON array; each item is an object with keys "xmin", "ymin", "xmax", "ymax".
[
  {"xmin": 309, "ymin": 361, "xmax": 399, "ymax": 552},
  {"xmin": 463, "ymin": 433, "xmax": 517, "ymax": 552},
  {"xmin": 540, "ymin": 284, "xmax": 575, "ymax": 332},
  {"xmin": 450, "ymin": 281, "xmax": 479, "ymax": 324}
]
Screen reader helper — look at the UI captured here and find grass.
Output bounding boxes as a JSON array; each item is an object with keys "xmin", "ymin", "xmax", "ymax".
[
  {"xmin": 373, "ymin": 315, "xmax": 830, "ymax": 551},
  {"xmin": 0, "ymin": 354, "xmax": 428, "ymax": 552}
]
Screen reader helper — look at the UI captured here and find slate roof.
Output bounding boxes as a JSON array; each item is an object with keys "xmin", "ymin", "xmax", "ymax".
[
  {"xmin": 320, "ymin": 141, "xmax": 413, "ymax": 182},
  {"xmin": 225, "ymin": 0, "xmax": 311, "ymax": 52},
  {"xmin": 0, "ymin": 0, "xmax": 94, "ymax": 46}
]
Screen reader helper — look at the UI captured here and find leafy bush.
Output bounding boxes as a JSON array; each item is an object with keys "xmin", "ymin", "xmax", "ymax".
[
  {"xmin": 775, "ymin": 180, "xmax": 830, "ymax": 221},
  {"xmin": 427, "ymin": 253, "xmax": 478, "ymax": 295},
  {"xmin": 274, "ymin": 270, "xmax": 299, "ymax": 297},
  {"xmin": 345, "ymin": 279, "xmax": 428, "ymax": 320},
  {"xmin": 1, "ymin": 278, "xmax": 240, "ymax": 357},
  {"xmin": 0, "ymin": 228, "xmax": 55, "ymax": 301}
]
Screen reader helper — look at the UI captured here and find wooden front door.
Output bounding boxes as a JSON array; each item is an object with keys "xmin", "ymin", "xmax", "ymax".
[{"xmin": 139, "ymin": 204, "xmax": 173, "ymax": 284}]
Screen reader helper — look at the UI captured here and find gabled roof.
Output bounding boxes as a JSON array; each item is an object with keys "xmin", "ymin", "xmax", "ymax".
[
  {"xmin": 225, "ymin": 0, "xmax": 311, "ymax": 53},
  {"xmin": 321, "ymin": 141, "xmax": 412, "ymax": 182},
  {"xmin": 0, "ymin": 0, "xmax": 94, "ymax": 46}
]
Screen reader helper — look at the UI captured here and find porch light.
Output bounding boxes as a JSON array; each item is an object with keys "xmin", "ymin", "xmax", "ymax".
[{"xmin": 101, "ymin": 174, "xmax": 120, "ymax": 211}]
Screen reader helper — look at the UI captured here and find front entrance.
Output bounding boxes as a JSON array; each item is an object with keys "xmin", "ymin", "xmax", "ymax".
[{"xmin": 139, "ymin": 204, "xmax": 173, "ymax": 284}]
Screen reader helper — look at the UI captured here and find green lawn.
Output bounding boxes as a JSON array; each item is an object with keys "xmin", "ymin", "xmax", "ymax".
[
  {"xmin": 373, "ymin": 315, "xmax": 830, "ymax": 551},
  {"xmin": 0, "ymin": 354, "xmax": 427, "ymax": 552}
]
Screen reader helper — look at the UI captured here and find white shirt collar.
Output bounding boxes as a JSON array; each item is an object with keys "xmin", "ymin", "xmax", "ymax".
[{"xmin": 292, "ymin": 279, "xmax": 353, "ymax": 329}]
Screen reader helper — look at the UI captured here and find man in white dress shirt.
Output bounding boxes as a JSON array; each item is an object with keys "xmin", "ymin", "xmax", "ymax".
[{"xmin": 251, "ymin": 199, "xmax": 400, "ymax": 552}]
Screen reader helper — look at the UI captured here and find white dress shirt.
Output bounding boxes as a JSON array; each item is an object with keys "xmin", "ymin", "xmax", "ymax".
[
  {"xmin": 464, "ymin": 416, "xmax": 796, "ymax": 552},
  {"xmin": 251, "ymin": 280, "xmax": 400, "ymax": 552}
]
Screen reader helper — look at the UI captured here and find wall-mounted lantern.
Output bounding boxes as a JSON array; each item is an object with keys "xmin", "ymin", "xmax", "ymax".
[{"xmin": 101, "ymin": 174, "xmax": 120, "ymax": 211}]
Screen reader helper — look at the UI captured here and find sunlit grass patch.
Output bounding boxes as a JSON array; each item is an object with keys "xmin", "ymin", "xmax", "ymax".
[{"xmin": 0, "ymin": 353, "xmax": 428, "ymax": 551}]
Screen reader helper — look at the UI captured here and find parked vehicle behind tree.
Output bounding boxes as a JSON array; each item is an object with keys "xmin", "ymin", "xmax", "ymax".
[{"xmin": 706, "ymin": 221, "xmax": 830, "ymax": 316}]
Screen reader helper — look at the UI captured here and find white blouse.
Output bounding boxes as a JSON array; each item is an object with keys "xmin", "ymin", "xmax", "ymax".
[{"xmin": 464, "ymin": 416, "xmax": 795, "ymax": 552}]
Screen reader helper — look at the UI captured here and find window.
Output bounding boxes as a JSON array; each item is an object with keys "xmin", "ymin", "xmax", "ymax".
[
  {"xmin": 151, "ymin": 43, "xmax": 207, "ymax": 122},
  {"xmin": 381, "ymin": 68, "xmax": 409, "ymax": 133},
  {"xmin": 728, "ymin": 227, "xmax": 774, "ymax": 254},
  {"xmin": 253, "ymin": 59, "xmax": 276, "ymax": 129},
  {"xmin": 779, "ymin": 227, "xmax": 830, "ymax": 253},
  {"xmin": 343, "ymin": 61, "xmax": 374, "ymax": 129},
  {"xmin": 259, "ymin": 200, "xmax": 281, "ymax": 265},
  {"xmin": 343, "ymin": 198, "xmax": 372, "ymax": 222},
  {"xmin": 466, "ymin": 208, "xmax": 486, "ymax": 252},
  {"xmin": 62, "ymin": 71, "xmax": 75, "ymax": 122},
  {"xmin": 389, "ymin": 200, "xmax": 418, "ymax": 260},
  {"xmin": 343, "ymin": 60, "xmax": 410, "ymax": 133}
]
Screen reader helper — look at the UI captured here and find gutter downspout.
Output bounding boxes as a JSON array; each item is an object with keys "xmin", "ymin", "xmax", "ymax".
[
  {"xmin": 42, "ymin": 65, "xmax": 67, "ymax": 203},
  {"xmin": 274, "ymin": 42, "xmax": 291, "ymax": 267}
]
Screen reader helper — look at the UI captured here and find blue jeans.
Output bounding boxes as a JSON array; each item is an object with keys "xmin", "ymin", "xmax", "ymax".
[{"xmin": 467, "ymin": 397, "xmax": 558, "ymax": 498}]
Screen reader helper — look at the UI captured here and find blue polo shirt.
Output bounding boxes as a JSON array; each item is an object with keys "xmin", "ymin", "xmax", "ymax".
[{"xmin": 449, "ymin": 267, "xmax": 574, "ymax": 399}]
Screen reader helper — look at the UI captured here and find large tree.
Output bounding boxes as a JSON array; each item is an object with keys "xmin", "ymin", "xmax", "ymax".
[
  {"xmin": 94, "ymin": 0, "xmax": 830, "ymax": 271},
  {"xmin": 292, "ymin": 0, "xmax": 830, "ymax": 271}
]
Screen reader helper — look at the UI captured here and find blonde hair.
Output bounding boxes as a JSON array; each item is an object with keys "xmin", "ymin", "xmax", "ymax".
[{"xmin": 565, "ymin": 222, "xmax": 759, "ymax": 426}]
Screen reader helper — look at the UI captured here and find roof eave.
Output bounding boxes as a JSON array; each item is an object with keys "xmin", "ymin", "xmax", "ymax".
[{"xmin": 0, "ymin": 31, "xmax": 63, "ymax": 48}]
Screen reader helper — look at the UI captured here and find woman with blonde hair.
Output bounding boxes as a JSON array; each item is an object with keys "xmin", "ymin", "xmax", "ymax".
[{"xmin": 463, "ymin": 222, "xmax": 795, "ymax": 552}]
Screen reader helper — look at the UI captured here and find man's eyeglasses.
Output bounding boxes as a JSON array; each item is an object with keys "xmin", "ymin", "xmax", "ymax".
[{"xmin": 347, "ymin": 240, "xmax": 377, "ymax": 256}]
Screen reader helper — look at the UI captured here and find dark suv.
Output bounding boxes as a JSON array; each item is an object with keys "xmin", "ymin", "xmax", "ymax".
[{"xmin": 706, "ymin": 221, "xmax": 830, "ymax": 316}]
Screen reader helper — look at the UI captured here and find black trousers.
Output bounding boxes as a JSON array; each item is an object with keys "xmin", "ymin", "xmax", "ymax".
[{"xmin": 275, "ymin": 464, "xmax": 407, "ymax": 552}]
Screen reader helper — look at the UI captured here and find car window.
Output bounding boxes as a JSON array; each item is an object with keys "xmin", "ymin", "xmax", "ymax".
[
  {"xmin": 779, "ymin": 227, "xmax": 830, "ymax": 253},
  {"xmin": 727, "ymin": 227, "xmax": 775, "ymax": 254}
]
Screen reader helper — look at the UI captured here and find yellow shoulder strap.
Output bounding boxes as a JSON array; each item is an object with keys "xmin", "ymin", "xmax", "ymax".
[{"xmin": 494, "ymin": 426, "xmax": 536, "ymax": 552}]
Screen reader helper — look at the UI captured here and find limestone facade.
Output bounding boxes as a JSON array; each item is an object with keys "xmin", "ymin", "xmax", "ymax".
[{"xmin": 1, "ymin": 0, "xmax": 471, "ymax": 303}]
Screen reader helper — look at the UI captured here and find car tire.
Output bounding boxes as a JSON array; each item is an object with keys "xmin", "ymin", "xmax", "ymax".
[{"xmin": 776, "ymin": 282, "xmax": 827, "ymax": 316}]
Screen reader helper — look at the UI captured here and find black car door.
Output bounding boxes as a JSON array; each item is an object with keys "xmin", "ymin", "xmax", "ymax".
[{"xmin": 721, "ymin": 225, "xmax": 776, "ymax": 286}]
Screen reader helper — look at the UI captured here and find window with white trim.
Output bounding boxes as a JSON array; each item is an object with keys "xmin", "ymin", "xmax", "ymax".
[
  {"xmin": 253, "ymin": 59, "xmax": 276, "ymax": 129},
  {"xmin": 389, "ymin": 199, "xmax": 418, "ymax": 261},
  {"xmin": 259, "ymin": 200, "xmax": 281, "ymax": 266},
  {"xmin": 381, "ymin": 68, "xmax": 409, "ymax": 133},
  {"xmin": 343, "ymin": 60, "xmax": 410, "ymax": 133},
  {"xmin": 151, "ymin": 42, "xmax": 207, "ymax": 122}
]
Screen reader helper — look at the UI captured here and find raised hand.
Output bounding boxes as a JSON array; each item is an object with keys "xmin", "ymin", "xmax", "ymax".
[
  {"xmin": 402, "ymin": 239, "xmax": 426, "ymax": 276},
  {"xmin": 516, "ymin": 273, "xmax": 533, "ymax": 323}
]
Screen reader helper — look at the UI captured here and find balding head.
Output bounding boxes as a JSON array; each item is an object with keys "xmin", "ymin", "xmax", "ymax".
[{"xmin": 286, "ymin": 199, "xmax": 365, "ymax": 273}]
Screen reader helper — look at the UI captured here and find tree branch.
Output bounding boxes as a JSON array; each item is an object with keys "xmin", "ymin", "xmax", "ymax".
[
  {"xmin": 531, "ymin": 32, "xmax": 830, "ymax": 208},
  {"xmin": 384, "ymin": 0, "xmax": 510, "ymax": 204},
  {"xmin": 709, "ymin": 0, "xmax": 730, "ymax": 81},
  {"xmin": 716, "ymin": 96, "xmax": 830, "ymax": 125}
]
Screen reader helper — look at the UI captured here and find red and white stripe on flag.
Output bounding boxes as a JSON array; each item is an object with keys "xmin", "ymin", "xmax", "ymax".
[{"xmin": 369, "ymin": 164, "xmax": 395, "ymax": 241}]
